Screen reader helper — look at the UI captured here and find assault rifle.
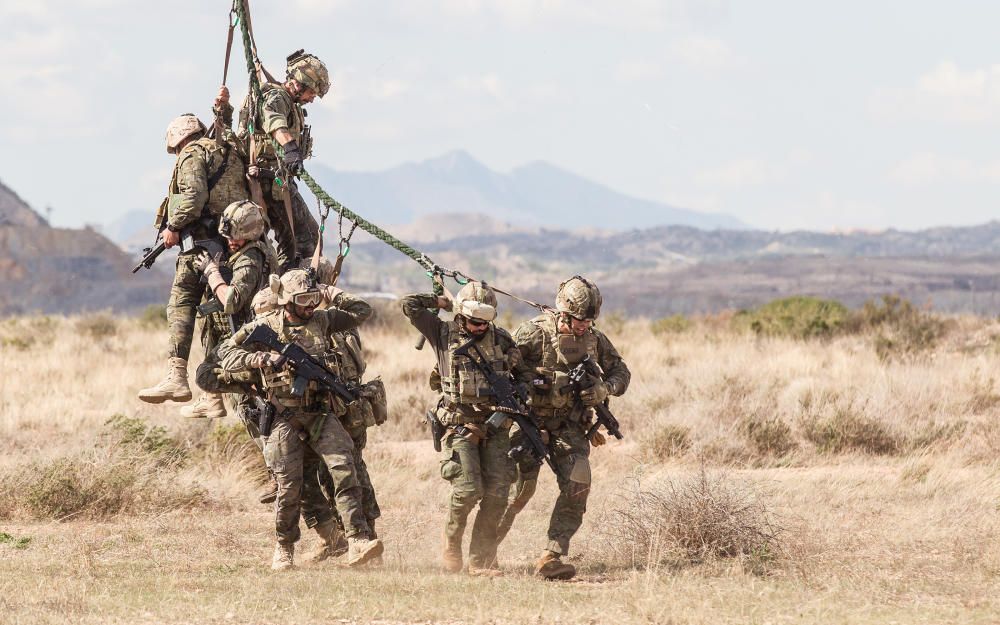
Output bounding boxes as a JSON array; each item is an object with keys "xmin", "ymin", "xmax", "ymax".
[
  {"xmin": 453, "ymin": 337, "xmax": 563, "ymax": 480},
  {"xmin": 566, "ymin": 356, "xmax": 624, "ymax": 441},
  {"xmin": 132, "ymin": 217, "xmax": 224, "ymax": 273},
  {"xmin": 243, "ymin": 324, "xmax": 359, "ymax": 405}
]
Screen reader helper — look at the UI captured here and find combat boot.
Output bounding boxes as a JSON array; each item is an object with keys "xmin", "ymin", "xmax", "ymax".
[
  {"xmin": 271, "ymin": 542, "xmax": 294, "ymax": 571},
  {"xmin": 137, "ymin": 357, "xmax": 192, "ymax": 404},
  {"xmin": 441, "ymin": 531, "xmax": 463, "ymax": 573},
  {"xmin": 535, "ymin": 550, "xmax": 576, "ymax": 580},
  {"xmin": 304, "ymin": 520, "xmax": 347, "ymax": 563},
  {"xmin": 346, "ymin": 535, "xmax": 384, "ymax": 567},
  {"xmin": 179, "ymin": 392, "xmax": 227, "ymax": 419},
  {"xmin": 259, "ymin": 476, "xmax": 278, "ymax": 504}
]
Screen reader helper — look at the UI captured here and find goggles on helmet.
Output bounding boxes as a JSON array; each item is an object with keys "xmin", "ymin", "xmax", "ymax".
[{"xmin": 291, "ymin": 291, "xmax": 322, "ymax": 307}]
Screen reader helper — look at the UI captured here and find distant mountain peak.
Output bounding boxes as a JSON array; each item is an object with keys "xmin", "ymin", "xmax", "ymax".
[{"xmin": 417, "ymin": 149, "xmax": 487, "ymax": 175}]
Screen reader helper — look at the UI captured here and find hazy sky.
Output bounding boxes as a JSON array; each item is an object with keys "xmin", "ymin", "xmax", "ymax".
[{"xmin": 1, "ymin": 0, "xmax": 997, "ymax": 232}]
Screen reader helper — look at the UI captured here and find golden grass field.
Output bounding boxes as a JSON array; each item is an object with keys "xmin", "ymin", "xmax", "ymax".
[{"xmin": 1, "ymin": 304, "xmax": 999, "ymax": 624}]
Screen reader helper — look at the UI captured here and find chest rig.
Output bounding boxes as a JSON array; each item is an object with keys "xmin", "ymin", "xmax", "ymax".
[
  {"xmin": 529, "ymin": 314, "xmax": 599, "ymax": 414},
  {"xmin": 260, "ymin": 315, "xmax": 344, "ymax": 413},
  {"xmin": 437, "ymin": 321, "xmax": 509, "ymax": 424}
]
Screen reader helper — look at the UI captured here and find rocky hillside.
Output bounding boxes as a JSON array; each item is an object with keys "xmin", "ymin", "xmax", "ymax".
[{"xmin": 0, "ymin": 180, "xmax": 169, "ymax": 315}]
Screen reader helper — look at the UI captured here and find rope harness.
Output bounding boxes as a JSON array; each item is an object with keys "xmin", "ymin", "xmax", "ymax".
[{"xmin": 231, "ymin": 0, "xmax": 551, "ymax": 339}]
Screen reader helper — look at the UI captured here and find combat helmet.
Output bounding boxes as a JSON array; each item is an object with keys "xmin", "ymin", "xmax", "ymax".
[
  {"xmin": 219, "ymin": 200, "xmax": 267, "ymax": 241},
  {"xmin": 555, "ymin": 276, "xmax": 602, "ymax": 320},
  {"xmin": 165, "ymin": 114, "xmax": 207, "ymax": 154},
  {"xmin": 286, "ymin": 49, "xmax": 330, "ymax": 98},
  {"xmin": 271, "ymin": 269, "xmax": 321, "ymax": 306},
  {"xmin": 454, "ymin": 281, "xmax": 498, "ymax": 322}
]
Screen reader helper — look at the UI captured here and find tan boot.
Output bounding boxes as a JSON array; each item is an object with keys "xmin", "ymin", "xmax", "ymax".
[
  {"xmin": 258, "ymin": 476, "xmax": 278, "ymax": 504},
  {"xmin": 271, "ymin": 542, "xmax": 294, "ymax": 571},
  {"xmin": 179, "ymin": 392, "xmax": 227, "ymax": 418},
  {"xmin": 535, "ymin": 550, "xmax": 576, "ymax": 580},
  {"xmin": 304, "ymin": 520, "xmax": 347, "ymax": 563},
  {"xmin": 346, "ymin": 535, "xmax": 384, "ymax": 567},
  {"xmin": 138, "ymin": 357, "xmax": 192, "ymax": 404},
  {"xmin": 442, "ymin": 531, "xmax": 463, "ymax": 573}
]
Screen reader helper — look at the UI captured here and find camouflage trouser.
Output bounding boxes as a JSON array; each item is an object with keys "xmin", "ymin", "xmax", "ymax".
[
  {"xmin": 264, "ymin": 412, "xmax": 369, "ymax": 545},
  {"xmin": 303, "ymin": 423, "xmax": 381, "ymax": 533},
  {"xmin": 166, "ymin": 251, "xmax": 203, "ymax": 360},
  {"xmin": 500, "ymin": 420, "xmax": 592, "ymax": 556},
  {"xmin": 440, "ymin": 426, "xmax": 514, "ymax": 568},
  {"xmin": 262, "ymin": 179, "xmax": 319, "ymax": 272}
]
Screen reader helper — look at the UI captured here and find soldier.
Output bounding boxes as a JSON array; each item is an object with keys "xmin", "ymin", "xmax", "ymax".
[
  {"xmin": 401, "ymin": 282, "xmax": 529, "ymax": 576},
  {"xmin": 497, "ymin": 276, "xmax": 631, "ymax": 580},
  {"xmin": 250, "ymin": 270, "xmax": 385, "ymax": 563},
  {"xmin": 245, "ymin": 51, "xmax": 327, "ymax": 271},
  {"xmin": 186, "ymin": 200, "xmax": 274, "ymax": 418},
  {"xmin": 218, "ymin": 269, "xmax": 382, "ymax": 570},
  {"xmin": 138, "ymin": 113, "xmax": 248, "ymax": 407}
]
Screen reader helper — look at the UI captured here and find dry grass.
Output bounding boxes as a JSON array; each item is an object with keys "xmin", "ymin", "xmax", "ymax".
[{"xmin": 1, "ymin": 308, "xmax": 1000, "ymax": 624}]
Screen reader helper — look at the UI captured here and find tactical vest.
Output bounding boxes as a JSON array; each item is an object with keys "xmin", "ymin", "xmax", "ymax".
[
  {"xmin": 437, "ymin": 321, "xmax": 510, "ymax": 424},
  {"xmin": 260, "ymin": 316, "xmax": 345, "ymax": 413},
  {"xmin": 528, "ymin": 314, "xmax": 599, "ymax": 414}
]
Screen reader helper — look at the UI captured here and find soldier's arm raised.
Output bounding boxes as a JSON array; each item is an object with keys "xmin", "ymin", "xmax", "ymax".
[
  {"xmin": 218, "ymin": 250, "xmax": 265, "ymax": 315},
  {"xmin": 400, "ymin": 293, "xmax": 448, "ymax": 350},
  {"xmin": 323, "ymin": 293, "xmax": 373, "ymax": 333}
]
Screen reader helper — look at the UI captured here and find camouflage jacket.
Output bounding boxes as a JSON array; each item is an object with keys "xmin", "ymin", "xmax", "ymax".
[
  {"xmin": 514, "ymin": 313, "xmax": 630, "ymax": 414},
  {"xmin": 253, "ymin": 83, "xmax": 306, "ymax": 164},
  {"xmin": 167, "ymin": 137, "xmax": 247, "ymax": 237},
  {"xmin": 219, "ymin": 293, "xmax": 372, "ymax": 374},
  {"xmin": 401, "ymin": 293, "xmax": 531, "ymax": 422}
]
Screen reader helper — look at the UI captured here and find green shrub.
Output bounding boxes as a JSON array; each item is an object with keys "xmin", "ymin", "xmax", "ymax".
[
  {"xmin": 733, "ymin": 296, "xmax": 848, "ymax": 340},
  {"xmin": 651, "ymin": 314, "xmax": 692, "ymax": 336}
]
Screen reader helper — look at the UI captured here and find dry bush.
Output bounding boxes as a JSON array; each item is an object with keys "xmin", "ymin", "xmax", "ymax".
[
  {"xmin": 137, "ymin": 304, "xmax": 167, "ymax": 329},
  {"xmin": 847, "ymin": 295, "xmax": 951, "ymax": 361},
  {"xmin": 0, "ymin": 415, "xmax": 210, "ymax": 520},
  {"xmin": 641, "ymin": 423, "xmax": 692, "ymax": 460},
  {"xmin": 594, "ymin": 470, "xmax": 784, "ymax": 575},
  {"xmin": 75, "ymin": 311, "xmax": 118, "ymax": 339},
  {"xmin": 739, "ymin": 413, "xmax": 797, "ymax": 458},
  {"xmin": 800, "ymin": 406, "xmax": 901, "ymax": 455}
]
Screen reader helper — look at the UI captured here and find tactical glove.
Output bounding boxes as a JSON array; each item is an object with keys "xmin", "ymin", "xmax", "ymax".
[
  {"xmin": 282, "ymin": 141, "xmax": 303, "ymax": 176},
  {"xmin": 589, "ymin": 430, "xmax": 607, "ymax": 447},
  {"xmin": 579, "ymin": 380, "xmax": 609, "ymax": 406},
  {"xmin": 194, "ymin": 250, "xmax": 221, "ymax": 276},
  {"xmin": 249, "ymin": 351, "xmax": 287, "ymax": 370}
]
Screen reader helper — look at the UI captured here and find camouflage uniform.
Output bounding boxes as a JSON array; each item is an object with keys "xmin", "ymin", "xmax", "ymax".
[
  {"xmin": 301, "ymin": 325, "xmax": 382, "ymax": 535},
  {"xmin": 401, "ymin": 292, "xmax": 529, "ymax": 571},
  {"xmin": 499, "ymin": 313, "xmax": 630, "ymax": 559},
  {"xmin": 218, "ymin": 294, "xmax": 377, "ymax": 555},
  {"xmin": 249, "ymin": 84, "xmax": 319, "ymax": 270},
  {"xmin": 164, "ymin": 136, "xmax": 247, "ymax": 361}
]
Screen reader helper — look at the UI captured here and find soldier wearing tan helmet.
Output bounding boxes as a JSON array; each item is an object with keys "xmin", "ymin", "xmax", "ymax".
[
  {"xmin": 137, "ymin": 113, "xmax": 249, "ymax": 408},
  {"xmin": 497, "ymin": 276, "xmax": 631, "ymax": 580},
  {"xmin": 217, "ymin": 269, "xmax": 383, "ymax": 571},
  {"xmin": 185, "ymin": 200, "xmax": 276, "ymax": 418},
  {"xmin": 401, "ymin": 281, "xmax": 532, "ymax": 576},
  {"xmin": 244, "ymin": 50, "xmax": 330, "ymax": 271}
]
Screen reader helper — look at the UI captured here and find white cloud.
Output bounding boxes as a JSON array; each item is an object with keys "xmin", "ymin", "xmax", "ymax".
[
  {"xmin": 615, "ymin": 59, "xmax": 662, "ymax": 83},
  {"xmin": 670, "ymin": 35, "xmax": 741, "ymax": 71},
  {"xmin": 890, "ymin": 152, "xmax": 1000, "ymax": 185},
  {"xmin": 871, "ymin": 61, "xmax": 1000, "ymax": 125}
]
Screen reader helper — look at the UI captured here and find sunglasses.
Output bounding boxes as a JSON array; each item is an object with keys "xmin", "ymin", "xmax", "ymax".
[
  {"xmin": 291, "ymin": 292, "xmax": 322, "ymax": 307},
  {"xmin": 466, "ymin": 318, "xmax": 490, "ymax": 328}
]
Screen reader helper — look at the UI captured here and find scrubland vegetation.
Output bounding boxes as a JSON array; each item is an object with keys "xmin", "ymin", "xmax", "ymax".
[{"xmin": 1, "ymin": 296, "xmax": 998, "ymax": 624}]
